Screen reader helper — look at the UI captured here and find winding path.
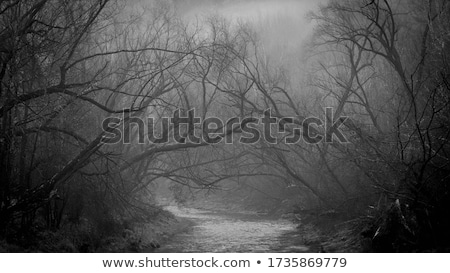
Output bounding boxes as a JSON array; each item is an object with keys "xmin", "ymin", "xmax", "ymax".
[{"xmin": 155, "ymin": 206, "xmax": 309, "ymax": 253}]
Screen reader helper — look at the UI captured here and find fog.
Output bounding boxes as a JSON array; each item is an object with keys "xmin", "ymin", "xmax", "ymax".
[{"xmin": 179, "ymin": 0, "xmax": 323, "ymax": 65}]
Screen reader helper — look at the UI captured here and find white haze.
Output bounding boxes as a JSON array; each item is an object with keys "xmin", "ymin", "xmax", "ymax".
[{"xmin": 175, "ymin": 0, "xmax": 325, "ymax": 67}]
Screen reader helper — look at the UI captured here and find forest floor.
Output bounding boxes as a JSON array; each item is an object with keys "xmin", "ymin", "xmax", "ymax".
[{"xmin": 0, "ymin": 209, "xmax": 195, "ymax": 253}]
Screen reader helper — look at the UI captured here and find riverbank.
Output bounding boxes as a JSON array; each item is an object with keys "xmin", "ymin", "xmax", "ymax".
[
  {"xmin": 295, "ymin": 219, "xmax": 371, "ymax": 253},
  {"xmin": 140, "ymin": 210, "xmax": 195, "ymax": 252},
  {"xmin": 88, "ymin": 209, "xmax": 196, "ymax": 252}
]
